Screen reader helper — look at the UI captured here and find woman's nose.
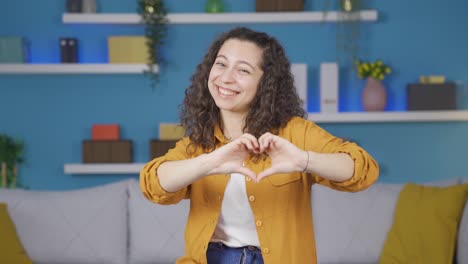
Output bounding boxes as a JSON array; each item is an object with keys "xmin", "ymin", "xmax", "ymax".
[{"xmin": 220, "ymin": 68, "xmax": 235, "ymax": 83}]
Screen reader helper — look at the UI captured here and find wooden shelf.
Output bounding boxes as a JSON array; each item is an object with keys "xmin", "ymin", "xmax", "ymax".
[
  {"xmin": 308, "ymin": 110, "xmax": 468, "ymax": 123},
  {"xmin": 62, "ymin": 10, "xmax": 378, "ymax": 24},
  {"xmin": 0, "ymin": 64, "xmax": 157, "ymax": 74},
  {"xmin": 64, "ymin": 163, "xmax": 145, "ymax": 174}
]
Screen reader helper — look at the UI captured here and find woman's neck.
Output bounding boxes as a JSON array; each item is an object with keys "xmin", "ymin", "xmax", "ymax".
[{"xmin": 220, "ymin": 111, "xmax": 246, "ymax": 140}]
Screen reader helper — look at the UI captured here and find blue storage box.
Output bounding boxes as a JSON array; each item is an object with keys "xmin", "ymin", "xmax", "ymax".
[{"xmin": 0, "ymin": 37, "xmax": 29, "ymax": 63}]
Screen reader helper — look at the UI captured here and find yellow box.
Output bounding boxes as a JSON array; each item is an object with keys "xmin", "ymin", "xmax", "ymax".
[
  {"xmin": 108, "ymin": 36, "xmax": 148, "ymax": 63},
  {"xmin": 159, "ymin": 123, "xmax": 186, "ymax": 140},
  {"xmin": 419, "ymin": 75, "xmax": 445, "ymax": 84}
]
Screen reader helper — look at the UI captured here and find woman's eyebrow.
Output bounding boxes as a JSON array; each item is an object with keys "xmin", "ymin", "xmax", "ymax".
[{"xmin": 216, "ymin": 55, "xmax": 257, "ymax": 70}]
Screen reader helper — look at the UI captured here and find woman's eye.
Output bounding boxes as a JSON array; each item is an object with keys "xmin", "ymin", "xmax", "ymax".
[
  {"xmin": 239, "ymin": 69, "xmax": 251, "ymax": 74},
  {"xmin": 215, "ymin": 62, "xmax": 225, "ymax": 67}
]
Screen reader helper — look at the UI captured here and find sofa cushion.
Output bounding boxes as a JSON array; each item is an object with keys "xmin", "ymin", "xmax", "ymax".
[
  {"xmin": 128, "ymin": 179, "xmax": 189, "ymax": 264},
  {"xmin": 311, "ymin": 178, "xmax": 459, "ymax": 264},
  {"xmin": 379, "ymin": 183, "xmax": 468, "ymax": 263},
  {"xmin": 0, "ymin": 180, "xmax": 129, "ymax": 264},
  {"xmin": 0, "ymin": 203, "xmax": 32, "ymax": 264},
  {"xmin": 459, "ymin": 177, "xmax": 468, "ymax": 264}
]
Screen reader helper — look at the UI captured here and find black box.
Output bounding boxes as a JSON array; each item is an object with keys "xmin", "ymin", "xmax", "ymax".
[
  {"xmin": 150, "ymin": 140, "xmax": 178, "ymax": 159},
  {"xmin": 82, "ymin": 140, "xmax": 132, "ymax": 163},
  {"xmin": 406, "ymin": 83, "xmax": 456, "ymax": 111},
  {"xmin": 256, "ymin": 0, "xmax": 304, "ymax": 12}
]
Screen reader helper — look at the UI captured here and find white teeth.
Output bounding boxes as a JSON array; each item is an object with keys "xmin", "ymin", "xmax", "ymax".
[{"xmin": 218, "ymin": 86, "xmax": 237, "ymax": 96}]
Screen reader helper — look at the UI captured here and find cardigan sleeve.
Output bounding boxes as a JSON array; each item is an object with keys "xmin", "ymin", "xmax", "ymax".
[
  {"xmin": 290, "ymin": 117, "xmax": 379, "ymax": 192},
  {"xmin": 140, "ymin": 137, "xmax": 191, "ymax": 205}
]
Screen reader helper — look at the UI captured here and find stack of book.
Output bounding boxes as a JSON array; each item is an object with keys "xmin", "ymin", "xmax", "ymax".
[{"xmin": 60, "ymin": 38, "xmax": 78, "ymax": 63}]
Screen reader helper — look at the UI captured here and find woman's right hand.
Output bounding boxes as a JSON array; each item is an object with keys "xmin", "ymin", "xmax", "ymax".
[{"xmin": 206, "ymin": 133, "xmax": 259, "ymax": 180}]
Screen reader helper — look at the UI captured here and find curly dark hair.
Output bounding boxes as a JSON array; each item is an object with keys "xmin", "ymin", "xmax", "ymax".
[{"xmin": 180, "ymin": 27, "xmax": 306, "ymax": 153}]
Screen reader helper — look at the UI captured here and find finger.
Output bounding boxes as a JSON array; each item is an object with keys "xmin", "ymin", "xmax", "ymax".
[
  {"xmin": 256, "ymin": 167, "xmax": 278, "ymax": 182},
  {"xmin": 259, "ymin": 134, "xmax": 275, "ymax": 153},
  {"xmin": 235, "ymin": 137, "xmax": 254, "ymax": 151},
  {"xmin": 238, "ymin": 136, "xmax": 260, "ymax": 153},
  {"xmin": 258, "ymin": 132, "xmax": 272, "ymax": 142},
  {"xmin": 241, "ymin": 133, "xmax": 260, "ymax": 151}
]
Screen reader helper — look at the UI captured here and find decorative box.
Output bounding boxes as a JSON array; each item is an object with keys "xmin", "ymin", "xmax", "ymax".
[
  {"xmin": 406, "ymin": 83, "xmax": 456, "ymax": 111},
  {"xmin": 92, "ymin": 124, "xmax": 120, "ymax": 140},
  {"xmin": 82, "ymin": 140, "xmax": 132, "ymax": 163},
  {"xmin": 419, "ymin": 75, "xmax": 445, "ymax": 84},
  {"xmin": 108, "ymin": 36, "xmax": 148, "ymax": 63},
  {"xmin": 256, "ymin": 0, "xmax": 304, "ymax": 12},
  {"xmin": 0, "ymin": 37, "xmax": 28, "ymax": 63},
  {"xmin": 159, "ymin": 123, "xmax": 185, "ymax": 140},
  {"xmin": 150, "ymin": 140, "xmax": 178, "ymax": 159}
]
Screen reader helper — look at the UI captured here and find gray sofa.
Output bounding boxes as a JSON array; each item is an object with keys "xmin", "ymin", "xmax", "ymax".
[{"xmin": 0, "ymin": 177, "xmax": 467, "ymax": 264}]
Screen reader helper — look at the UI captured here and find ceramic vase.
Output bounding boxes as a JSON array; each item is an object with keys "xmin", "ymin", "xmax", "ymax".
[
  {"xmin": 205, "ymin": 0, "xmax": 224, "ymax": 13},
  {"xmin": 361, "ymin": 77, "xmax": 387, "ymax": 111}
]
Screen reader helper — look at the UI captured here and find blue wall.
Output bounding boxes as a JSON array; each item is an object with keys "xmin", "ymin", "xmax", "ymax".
[{"xmin": 1, "ymin": 0, "xmax": 467, "ymax": 190}]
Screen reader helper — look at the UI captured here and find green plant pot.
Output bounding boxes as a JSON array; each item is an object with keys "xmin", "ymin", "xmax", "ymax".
[{"xmin": 205, "ymin": 0, "xmax": 224, "ymax": 13}]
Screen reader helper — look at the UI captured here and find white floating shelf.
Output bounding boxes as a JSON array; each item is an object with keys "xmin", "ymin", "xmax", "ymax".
[
  {"xmin": 64, "ymin": 163, "xmax": 145, "ymax": 174},
  {"xmin": 64, "ymin": 110, "xmax": 468, "ymax": 175},
  {"xmin": 0, "ymin": 64, "xmax": 157, "ymax": 74},
  {"xmin": 308, "ymin": 110, "xmax": 468, "ymax": 123},
  {"xmin": 62, "ymin": 10, "xmax": 377, "ymax": 24}
]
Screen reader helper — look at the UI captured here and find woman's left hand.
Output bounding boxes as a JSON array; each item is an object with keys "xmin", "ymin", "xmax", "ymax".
[{"xmin": 256, "ymin": 132, "xmax": 307, "ymax": 182}]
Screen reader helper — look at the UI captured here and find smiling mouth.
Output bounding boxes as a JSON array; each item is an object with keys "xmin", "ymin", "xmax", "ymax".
[{"xmin": 217, "ymin": 85, "xmax": 239, "ymax": 97}]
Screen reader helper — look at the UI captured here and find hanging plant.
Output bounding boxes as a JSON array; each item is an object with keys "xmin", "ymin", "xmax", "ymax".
[
  {"xmin": 322, "ymin": 0, "xmax": 364, "ymax": 66},
  {"xmin": 336, "ymin": 0, "xmax": 363, "ymax": 66},
  {"xmin": 137, "ymin": 0, "xmax": 168, "ymax": 88}
]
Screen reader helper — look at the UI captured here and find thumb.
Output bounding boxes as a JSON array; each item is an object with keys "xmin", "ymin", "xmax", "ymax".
[{"xmin": 236, "ymin": 167, "xmax": 257, "ymax": 182}]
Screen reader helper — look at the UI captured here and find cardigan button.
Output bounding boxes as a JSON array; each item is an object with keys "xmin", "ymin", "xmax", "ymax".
[
  {"xmin": 248, "ymin": 195, "xmax": 255, "ymax": 202},
  {"xmin": 246, "ymin": 177, "xmax": 252, "ymax": 182},
  {"xmin": 262, "ymin": 248, "xmax": 270, "ymax": 254},
  {"xmin": 256, "ymin": 220, "xmax": 263, "ymax": 227}
]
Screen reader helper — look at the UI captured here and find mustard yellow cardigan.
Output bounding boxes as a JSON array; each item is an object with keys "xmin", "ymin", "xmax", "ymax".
[{"xmin": 140, "ymin": 117, "xmax": 379, "ymax": 264}]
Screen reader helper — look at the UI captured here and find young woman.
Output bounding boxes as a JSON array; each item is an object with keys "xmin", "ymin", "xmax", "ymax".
[{"xmin": 140, "ymin": 27, "xmax": 379, "ymax": 264}]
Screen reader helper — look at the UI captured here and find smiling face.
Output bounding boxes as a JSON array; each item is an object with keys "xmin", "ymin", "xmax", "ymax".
[{"xmin": 208, "ymin": 39, "xmax": 264, "ymax": 118}]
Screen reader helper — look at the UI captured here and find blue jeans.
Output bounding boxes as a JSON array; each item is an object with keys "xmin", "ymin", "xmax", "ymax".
[{"xmin": 206, "ymin": 242, "xmax": 264, "ymax": 264}]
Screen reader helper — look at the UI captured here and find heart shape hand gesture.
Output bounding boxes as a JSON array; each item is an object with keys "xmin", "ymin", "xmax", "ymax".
[{"xmin": 207, "ymin": 132, "xmax": 307, "ymax": 182}]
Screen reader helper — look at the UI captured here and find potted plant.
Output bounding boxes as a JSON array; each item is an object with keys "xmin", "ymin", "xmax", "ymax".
[
  {"xmin": 0, "ymin": 134, "xmax": 25, "ymax": 188},
  {"xmin": 355, "ymin": 59, "xmax": 392, "ymax": 111},
  {"xmin": 137, "ymin": 0, "xmax": 168, "ymax": 88}
]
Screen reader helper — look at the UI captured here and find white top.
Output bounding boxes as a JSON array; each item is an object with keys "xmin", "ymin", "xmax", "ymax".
[{"xmin": 210, "ymin": 173, "xmax": 260, "ymax": 247}]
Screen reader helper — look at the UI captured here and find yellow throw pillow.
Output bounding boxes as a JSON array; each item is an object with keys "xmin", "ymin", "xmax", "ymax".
[
  {"xmin": 0, "ymin": 203, "xmax": 32, "ymax": 264},
  {"xmin": 379, "ymin": 183, "xmax": 468, "ymax": 264}
]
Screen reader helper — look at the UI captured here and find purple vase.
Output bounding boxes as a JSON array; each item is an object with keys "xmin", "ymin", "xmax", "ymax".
[{"xmin": 361, "ymin": 77, "xmax": 387, "ymax": 111}]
